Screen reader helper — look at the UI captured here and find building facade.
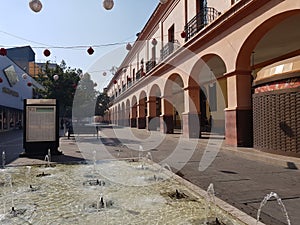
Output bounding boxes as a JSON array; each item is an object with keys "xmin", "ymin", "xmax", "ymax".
[
  {"xmin": 0, "ymin": 55, "xmax": 37, "ymax": 131},
  {"xmin": 106, "ymin": 0, "xmax": 300, "ymax": 157}
]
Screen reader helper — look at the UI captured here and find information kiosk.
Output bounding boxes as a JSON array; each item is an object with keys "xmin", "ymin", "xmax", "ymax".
[{"xmin": 23, "ymin": 99, "xmax": 60, "ymax": 156}]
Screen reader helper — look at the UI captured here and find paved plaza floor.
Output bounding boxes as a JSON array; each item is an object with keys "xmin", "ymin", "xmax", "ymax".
[{"xmin": 2, "ymin": 126, "xmax": 300, "ymax": 225}]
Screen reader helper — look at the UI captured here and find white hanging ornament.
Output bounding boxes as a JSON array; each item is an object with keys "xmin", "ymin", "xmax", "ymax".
[
  {"xmin": 103, "ymin": 0, "xmax": 114, "ymax": 10},
  {"xmin": 29, "ymin": 0, "xmax": 43, "ymax": 13},
  {"xmin": 53, "ymin": 74, "xmax": 59, "ymax": 81}
]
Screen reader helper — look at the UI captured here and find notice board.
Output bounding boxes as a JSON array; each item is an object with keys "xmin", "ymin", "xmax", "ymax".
[{"xmin": 23, "ymin": 99, "xmax": 59, "ymax": 155}]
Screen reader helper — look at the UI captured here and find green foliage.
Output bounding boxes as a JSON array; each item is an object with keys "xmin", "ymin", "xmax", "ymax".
[
  {"xmin": 35, "ymin": 60, "xmax": 82, "ymax": 117},
  {"xmin": 72, "ymin": 73, "xmax": 99, "ymax": 119},
  {"xmin": 95, "ymin": 92, "xmax": 110, "ymax": 117}
]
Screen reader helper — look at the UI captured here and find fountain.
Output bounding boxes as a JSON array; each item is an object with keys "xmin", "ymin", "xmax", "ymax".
[
  {"xmin": 44, "ymin": 155, "xmax": 50, "ymax": 167},
  {"xmin": 205, "ymin": 183, "xmax": 218, "ymax": 224},
  {"xmin": 1, "ymin": 150, "xmax": 5, "ymax": 169},
  {"xmin": 0, "ymin": 160, "xmax": 258, "ymax": 224},
  {"xmin": 256, "ymin": 192, "xmax": 291, "ymax": 225},
  {"xmin": 48, "ymin": 149, "xmax": 51, "ymax": 163}
]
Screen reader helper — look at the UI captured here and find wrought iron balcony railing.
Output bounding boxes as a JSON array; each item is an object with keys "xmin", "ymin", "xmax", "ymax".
[
  {"xmin": 146, "ymin": 60, "xmax": 156, "ymax": 73},
  {"xmin": 160, "ymin": 42, "xmax": 174, "ymax": 61},
  {"xmin": 135, "ymin": 68, "xmax": 143, "ymax": 81},
  {"xmin": 184, "ymin": 7, "xmax": 220, "ymax": 42}
]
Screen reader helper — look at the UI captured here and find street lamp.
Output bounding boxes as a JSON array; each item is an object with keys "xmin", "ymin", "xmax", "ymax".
[{"xmin": 29, "ymin": 0, "xmax": 43, "ymax": 13}]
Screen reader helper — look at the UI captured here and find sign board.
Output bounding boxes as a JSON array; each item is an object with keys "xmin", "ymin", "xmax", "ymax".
[
  {"xmin": 23, "ymin": 99, "xmax": 59, "ymax": 155},
  {"xmin": 26, "ymin": 106, "xmax": 56, "ymax": 142}
]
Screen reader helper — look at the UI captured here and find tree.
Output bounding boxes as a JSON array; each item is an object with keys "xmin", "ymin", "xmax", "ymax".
[
  {"xmin": 35, "ymin": 60, "xmax": 81, "ymax": 117},
  {"xmin": 72, "ymin": 73, "xmax": 99, "ymax": 120},
  {"xmin": 95, "ymin": 92, "xmax": 110, "ymax": 117}
]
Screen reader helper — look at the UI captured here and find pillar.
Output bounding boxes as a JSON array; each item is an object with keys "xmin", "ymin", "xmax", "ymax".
[
  {"xmin": 182, "ymin": 86, "xmax": 201, "ymax": 138},
  {"xmin": 160, "ymin": 97, "xmax": 174, "ymax": 134},
  {"xmin": 225, "ymin": 72, "xmax": 253, "ymax": 146},
  {"xmin": 147, "ymin": 96, "xmax": 160, "ymax": 131},
  {"xmin": 137, "ymin": 99, "xmax": 146, "ymax": 129},
  {"xmin": 130, "ymin": 105, "xmax": 137, "ymax": 127}
]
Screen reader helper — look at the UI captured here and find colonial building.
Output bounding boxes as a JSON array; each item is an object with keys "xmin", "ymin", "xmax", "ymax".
[{"xmin": 106, "ymin": 0, "xmax": 300, "ymax": 157}]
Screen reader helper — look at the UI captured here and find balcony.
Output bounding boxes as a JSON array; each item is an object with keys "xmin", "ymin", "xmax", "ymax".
[
  {"xmin": 160, "ymin": 40, "xmax": 182, "ymax": 61},
  {"xmin": 184, "ymin": 7, "xmax": 220, "ymax": 42},
  {"xmin": 135, "ymin": 68, "xmax": 144, "ymax": 81},
  {"xmin": 146, "ymin": 60, "xmax": 156, "ymax": 73}
]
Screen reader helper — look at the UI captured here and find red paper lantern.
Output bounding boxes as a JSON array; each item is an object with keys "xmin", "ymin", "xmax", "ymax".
[
  {"xmin": 43, "ymin": 49, "xmax": 51, "ymax": 57},
  {"xmin": 181, "ymin": 31, "xmax": 186, "ymax": 39},
  {"xmin": 0, "ymin": 77, "xmax": 3, "ymax": 83},
  {"xmin": 151, "ymin": 38, "xmax": 157, "ymax": 46},
  {"xmin": 0, "ymin": 48, "xmax": 7, "ymax": 56},
  {"xmin": 87, "ymin": 47, "xmax": 94, "ymax": 55},
  {"xmin": 27, "ymin": 82, "xmax": 32, "ymax": 87},
  {"xmin": 113, "ymin": 80, "xmax": 117, "ymax": 84},
  {"xmin": 127, "ymin": 77, "xmax": 131, "ymax": 81}
]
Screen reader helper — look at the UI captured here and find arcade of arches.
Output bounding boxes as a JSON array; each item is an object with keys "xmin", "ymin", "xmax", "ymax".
[{"xmin": 108, "ymin": 4, "xmax": 300, "ymax": 157}]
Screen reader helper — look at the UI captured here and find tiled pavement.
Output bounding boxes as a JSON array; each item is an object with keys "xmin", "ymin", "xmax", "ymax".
[{"xmin": 4, "ymin": 125, "xmax": 300, "ymax": 225}]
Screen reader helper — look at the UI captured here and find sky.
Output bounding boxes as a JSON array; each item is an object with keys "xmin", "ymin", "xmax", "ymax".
[{"xmin": 1, "ymin": 0, "xmax": 159, "ymax": 90}]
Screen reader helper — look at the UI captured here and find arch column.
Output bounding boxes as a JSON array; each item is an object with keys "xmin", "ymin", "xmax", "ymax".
[
  {"xmin": 147, "ymin": 96, "xmax": 160, "ymax": 131},
  {"xmin": 225, "ymin": 71, "xmax": 253, "ymax": 146},
  {"xmin": 182, "ymin": 86, "xmax": 201, "ymax": 138},
  {"xmin": 160, "ymin": 96, "xmax": 174, "ymax": 134},
  {"xmin": 130, "ymin": 105, "xmax": 137, "ymax": 127},
  {"xmin": 125, "ymin": 104, "xmax": 130, "ymax": 127},
  {"xmin": 137, "ymin": 100, "xmax": 146, "ymax": 129}
]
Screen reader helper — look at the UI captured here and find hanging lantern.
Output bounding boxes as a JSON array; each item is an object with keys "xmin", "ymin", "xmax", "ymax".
[
  {"xmin": 151, "ymin": 38, "xmax": 157, "ymax": 46},
  {"xmin": 53, "ymin": 74, "xmax": 59, "ymax": 81},
  {"xmin": 126, "ymin": 43, "xmax": 132, "ymax": 51},
  {"xmin": 103, "ymin": 0, "xmax": 114, "ymax": 10},
  {"xmin": 0, "ymin": 77, "xmax": 3, "ymax": 83},
  {"xmin": 103, "ymin": 72, "xmax": 107, "ymax": 76},
  {"xmin": 113, "ymin": 80, "xmax": 117, "ymax": 84},
  {"xmin": 29, "ymin": 0, "xmax": 43, "ymax": 13},
  {"xmin": 22, "ymin": 73, "xmax": 28, "ymax": 79},
  {"xmin": 0, "ymin": 48, "xmax": 7, "ymax": 56},
  {"xmin": 87, "ymin": 47, "xmax": 94, "ymax": 55},
  {"xmin": 43, "ymin": 49, "xmax": 51, "ymax": 57},
  {"xmin": 159, "ymin": 0, "xmax": 168, "ymax": 4},
  {"xmin": 181, "ymin": 31, "xmax": 186, "ymax": 39},
  {"xmin": 127, "ymin": 77, "xmax": 131, "ymax": 81},
  {"xmin": 27, "ymin": 82, "xmax": 32, "ymax": 87}
]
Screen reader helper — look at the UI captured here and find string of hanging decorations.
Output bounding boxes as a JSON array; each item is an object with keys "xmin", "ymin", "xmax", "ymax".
[{"xmin": 29, "ymin": 0, "xmax": 168, "ymax": 12}]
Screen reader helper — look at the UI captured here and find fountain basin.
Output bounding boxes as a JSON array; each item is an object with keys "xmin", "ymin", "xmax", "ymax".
[{"xmin": 0, "ymin": 160, "xmax": 262, "ymax": 224}]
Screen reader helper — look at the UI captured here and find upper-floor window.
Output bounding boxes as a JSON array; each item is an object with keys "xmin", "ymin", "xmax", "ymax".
[{"xmin": 168, "ymin": 25, "xmax": 175, "ymax": 43}]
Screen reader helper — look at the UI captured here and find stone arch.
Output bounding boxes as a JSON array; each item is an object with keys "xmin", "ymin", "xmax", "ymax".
[
  {"xmin": 137, "ymin": 91, "xmax": 147, "ymax": 129},
  {"xmin": 236, "ymin": 10, "xmax": 300, "ymax": 153},
  {"xmin": 161, "ymin": 73, "xmax": 184, "ymax": 134},
  {"xmin": 131, "ymin": 95, "xmax": 138, "ymax": 127},
  {"xmin": 237, "ymin": 10, "xmax": 300, "ymax": 70},
  {"xmin": 187, "ymin": 54, "xmax": 227, "ymax": 138},
  {"xmin": 148, "ymin": 84, "xmax": 162, "ymax": 131},
  {"xmin": 125, "ymin": 99, "xmax": 130, "ymax": 127},
  {"xmin": 117, "ymin": 104, "xmax": 121, "ymax": 125}
]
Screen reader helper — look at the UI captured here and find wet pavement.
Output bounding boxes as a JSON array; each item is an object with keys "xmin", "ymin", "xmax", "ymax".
[{"xmin": 2, "ymin": 125, "xmax": 300, "ymax": 225}]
